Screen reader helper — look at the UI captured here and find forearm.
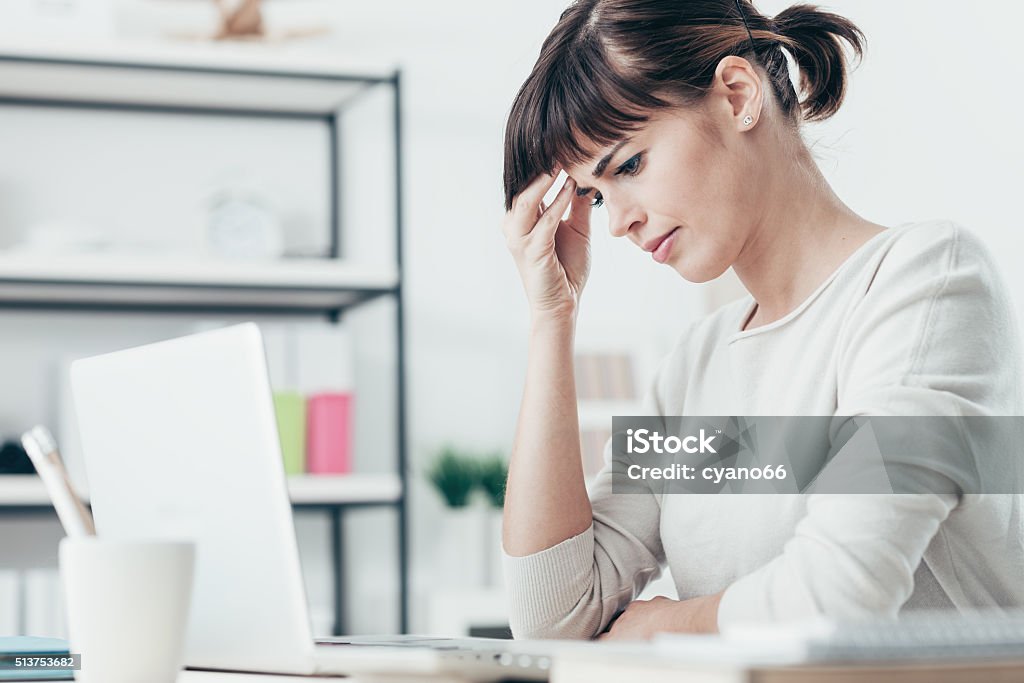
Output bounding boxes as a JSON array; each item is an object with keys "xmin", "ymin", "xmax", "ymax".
[{"xmin": 503, "ymin": 314, "xmax": 592, "ymax": 556}]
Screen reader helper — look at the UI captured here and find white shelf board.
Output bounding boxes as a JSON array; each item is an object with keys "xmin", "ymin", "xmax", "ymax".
[
  {"xmin": 0, "ymin": 252, "xmax": 399, "ymax": 312},
  {"xmin": 0, "ymin": 40, "xmax": 395, "ymax": 115},
  {"xmin": 286, "ymin": 474, "xmax": 402, "ymax": 506},
  {"xmin": 0, "ymin": 473, "xmax": 401, "ymax": 508}
]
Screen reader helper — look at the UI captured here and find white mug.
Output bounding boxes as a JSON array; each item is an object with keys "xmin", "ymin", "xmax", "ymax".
[{"xmin": 59, "ymin": 538, "xmax": 195, "ymax": 683}]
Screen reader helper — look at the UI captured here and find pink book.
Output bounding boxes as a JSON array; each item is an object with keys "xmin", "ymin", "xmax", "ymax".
[{"xmin": 305, "ymin": 392, "xmax": 353, "ymax": 474}]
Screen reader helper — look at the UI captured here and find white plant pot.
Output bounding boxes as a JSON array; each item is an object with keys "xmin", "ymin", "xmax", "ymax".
[{"xmin": 436, "ymin": 506, "xmax": 485, "ymax": 589}]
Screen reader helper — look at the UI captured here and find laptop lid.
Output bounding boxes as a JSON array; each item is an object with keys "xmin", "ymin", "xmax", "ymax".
[{"xmin": 70, "ymin": 323, "xmax": 318, "ymax": 674}]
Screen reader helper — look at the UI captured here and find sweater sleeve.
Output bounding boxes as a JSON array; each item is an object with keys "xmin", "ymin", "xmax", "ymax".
[
  {"xmin": 503, "ymin": 356, "xmax": 678, "ymax": 640},
  {"xmin": 718, "ymin": 222, "xmax": 1023, "ymax": 628}
]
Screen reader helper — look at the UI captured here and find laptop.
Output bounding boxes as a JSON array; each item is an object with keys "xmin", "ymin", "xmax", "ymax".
[{"xmin": 69, "ymin": 323, "xmax": 555, "ymax": 680}]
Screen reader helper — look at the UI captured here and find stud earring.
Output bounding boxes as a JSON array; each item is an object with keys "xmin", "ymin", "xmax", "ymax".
[{"xmin": 743, "ymin": 115, "xmax": 754, "ymax": 126}]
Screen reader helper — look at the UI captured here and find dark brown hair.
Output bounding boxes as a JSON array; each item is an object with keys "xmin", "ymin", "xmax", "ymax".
[{"xmin": 502, "ymin": 0, "xmax": 864, "ymax": 209}]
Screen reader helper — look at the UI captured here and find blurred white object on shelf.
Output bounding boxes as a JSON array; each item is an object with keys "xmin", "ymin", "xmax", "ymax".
[
  {"xmin": 0, "ymin": 0, "xmax": 114, "ymax": 40},
  {"xmin": 17, "ymin": 220, "xmax": 113, "ymax": 254},
  {"xmin": 206, "ymin": 192, "xmax": 283, "ymax": 260}
]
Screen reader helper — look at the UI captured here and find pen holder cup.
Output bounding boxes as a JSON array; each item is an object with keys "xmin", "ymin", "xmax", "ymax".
[{"xmin": 58, "ymin": 538, "xmax": 195, "ymax": 683}]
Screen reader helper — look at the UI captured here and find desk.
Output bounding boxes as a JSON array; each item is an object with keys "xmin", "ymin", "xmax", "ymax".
[
  {"xmin": 20, "ymin": 656, "xmax": 1024, "ymax": 682},
  {"xmin": 179, "ymin": 671, "xmax": 467, "ymax": 682},
  {"xmin": 21, "ymin": 660, "xmax": 1024, "ymax": 683},
  {"xmin": 20, "ymin": 665, "xmax": 483, "ymax": 682},
  {"xmin": 23, "ymin": 672, "xmax": 370, "ymax": 683},
  {"xmin": 180, "ymin": 673, "xmax": 358, "ymax": 682}
]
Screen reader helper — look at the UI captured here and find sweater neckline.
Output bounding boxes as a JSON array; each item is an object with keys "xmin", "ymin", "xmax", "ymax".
[{"xmin": 727, "ymin": 228, "xmax": 893, "ymax": 343}]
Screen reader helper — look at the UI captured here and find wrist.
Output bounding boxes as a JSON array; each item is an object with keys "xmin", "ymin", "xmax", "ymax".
[
  {"xmin": 668, "ymin": 591, "xmax": 722, "ymax": 635},
  {"xmin": 700, "ymin": 591, "xmax": 723, "ymax": 634},
  {"xmin": 529, "ymin": 308, "xmax": 577, "ymax": 334}
]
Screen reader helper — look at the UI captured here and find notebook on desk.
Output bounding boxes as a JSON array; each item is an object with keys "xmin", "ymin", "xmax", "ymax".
[{"xmin": 70, "ymin": 324, "xmax": 554, "ymax": 681}]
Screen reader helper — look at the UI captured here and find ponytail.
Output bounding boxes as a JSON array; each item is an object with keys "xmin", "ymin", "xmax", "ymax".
[{"xmin": 771, "ymin": 4, "xmax": 865, "ymax": 121}]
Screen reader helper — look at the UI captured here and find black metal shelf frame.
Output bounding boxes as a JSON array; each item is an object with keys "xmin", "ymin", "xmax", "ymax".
[{"xmin": 0, "ymin": 53, "xmax": 410, "ymax": 636}]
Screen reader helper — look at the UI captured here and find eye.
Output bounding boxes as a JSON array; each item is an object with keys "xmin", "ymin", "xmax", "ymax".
[
  {"xmin": 576, "ymin": 185, "xmax": 604, "ymax": 208},
  {"xmin": 615, "ymin": 153, "xmax": 643, "ymax": 177}
]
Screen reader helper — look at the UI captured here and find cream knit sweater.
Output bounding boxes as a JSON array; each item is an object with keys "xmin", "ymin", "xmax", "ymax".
[{"xmin": 504, "ymin": 220, "xmax": 1024, "ymax": 639}]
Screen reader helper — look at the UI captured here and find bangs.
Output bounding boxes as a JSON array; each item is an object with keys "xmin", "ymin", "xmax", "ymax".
[{"xmin": 503, "ymin": 26, "xmax": 670, "ymax": 210}]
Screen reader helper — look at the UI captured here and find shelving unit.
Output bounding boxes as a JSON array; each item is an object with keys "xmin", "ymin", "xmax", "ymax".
[{"xmin": 0, "ymin": 44, "xmax": 408, "ymax": 635}]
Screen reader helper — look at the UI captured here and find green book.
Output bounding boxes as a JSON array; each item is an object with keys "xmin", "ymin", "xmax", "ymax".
[
  {"xmin": 273, "ymin": 391, "xmax": 306, "ymax": 475},
  {"xmin": 0, "ymin": 637, "xmax": 73, "ymax": 681}
]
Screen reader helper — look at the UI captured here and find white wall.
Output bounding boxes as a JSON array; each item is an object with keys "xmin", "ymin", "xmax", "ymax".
[
  {"xmin": 0, "ymin": 0, "xmax": 1021, "ymax": 636},
  {"xmin": 761, "ymin": 0, "xmax": 1024, "ymax": 317}
]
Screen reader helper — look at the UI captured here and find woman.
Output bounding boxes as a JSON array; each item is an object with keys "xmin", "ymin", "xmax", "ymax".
[{"xmin": 499, "ymin": 0, "xmax": 1024, "ymax": 640}]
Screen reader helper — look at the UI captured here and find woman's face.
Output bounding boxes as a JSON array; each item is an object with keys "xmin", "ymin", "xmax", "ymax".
[{"xmin": 565, "ymin": 106, "xmax": 755, "ymax": 283}]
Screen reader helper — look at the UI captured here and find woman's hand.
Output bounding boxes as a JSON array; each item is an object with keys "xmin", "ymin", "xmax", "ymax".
[
  {"xmin": 598, "ymin": 593, "xmax": 723, "ymax": 641},
  {"xmin": 502, "ymin": 171, "xmax": 592, "ymax": 322}
]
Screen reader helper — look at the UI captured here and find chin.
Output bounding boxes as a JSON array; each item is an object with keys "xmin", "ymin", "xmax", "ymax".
[{"xmin": 670, "ymin": 255, "xmax": 730, "ymax": 284}]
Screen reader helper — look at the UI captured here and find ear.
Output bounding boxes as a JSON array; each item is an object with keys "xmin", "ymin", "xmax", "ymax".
[{"xmin": 711, "ymin": 56, "xmax": 763, "ymax": 132}]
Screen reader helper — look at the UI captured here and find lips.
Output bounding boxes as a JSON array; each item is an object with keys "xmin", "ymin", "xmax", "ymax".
[
  {"xmin": 643, "ymin": 228, "xmax": 679, "ymax": 253},
  {"xmin": 646, "ymin": 227, "xmax": 680, "ymax": 264}
]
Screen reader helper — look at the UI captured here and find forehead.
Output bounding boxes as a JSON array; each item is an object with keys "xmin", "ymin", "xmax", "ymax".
[
  {"xmin": 564, "ymin": 107, "xmax": 708, "ymax": 178},
  {"xmin": 562, "ymin": 129, "xmax": 637, "ymax": 178},
  {"xmin": 560, "ymin": 111, "xmax": 666, "ymax": 177}
]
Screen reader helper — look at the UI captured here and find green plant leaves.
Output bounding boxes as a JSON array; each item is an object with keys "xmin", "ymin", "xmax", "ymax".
[
  {"xmin": 427, "ymin": 447, "xmax": 509, "ymax": 509},
  {"xmin": 477, "ymin": 454, "xmax": 508, "ymax": 509}
]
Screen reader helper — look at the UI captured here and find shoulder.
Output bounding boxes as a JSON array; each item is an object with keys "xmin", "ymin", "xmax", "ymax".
[
  {"xmin": 837, "ymin": 219, "xmax": 1022, "ymax": 413},
  {"xmin": 855, "ymin": 219, "xmax": 1015, "ymax": 337},
  {"xmin": 867, "ymin": 220, "xmax": 999, "ymax": 295}
]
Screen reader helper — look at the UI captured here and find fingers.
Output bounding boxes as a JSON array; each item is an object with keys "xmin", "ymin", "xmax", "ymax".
[
  {"xmin": 564, "ymin": 189, "xmax": 593, "ymax": 238},
  {"xmin": 506, "ymin": 170, "xmax": 560, "ymax": 237},
  {"xmin": 533, "ymin": 177, "xmax": 576, "ymax": 242}
]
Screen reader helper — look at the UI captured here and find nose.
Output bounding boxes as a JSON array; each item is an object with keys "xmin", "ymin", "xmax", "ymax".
[{"xmin": 607, "ymin": 199, "xmax": 645, "ymax": 239}]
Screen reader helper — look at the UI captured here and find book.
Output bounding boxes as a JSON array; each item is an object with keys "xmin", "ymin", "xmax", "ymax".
[
  {"xmin": 273, "ymin": 390, "xmax": 307, "ymax": 475},
  {"xmin": 0, "ymin": 636, "xmax": 73, "ymax": 681}
]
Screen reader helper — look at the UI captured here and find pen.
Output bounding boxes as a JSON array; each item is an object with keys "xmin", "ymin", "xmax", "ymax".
[{"xmin": 20, "ymin": 425, "xmax": 95, "ymax": 537}]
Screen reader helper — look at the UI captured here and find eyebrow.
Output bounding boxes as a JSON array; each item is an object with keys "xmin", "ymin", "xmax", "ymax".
[{"xmin": 591, "ymin": 138, "xmax": 632, "ymax": 178}]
